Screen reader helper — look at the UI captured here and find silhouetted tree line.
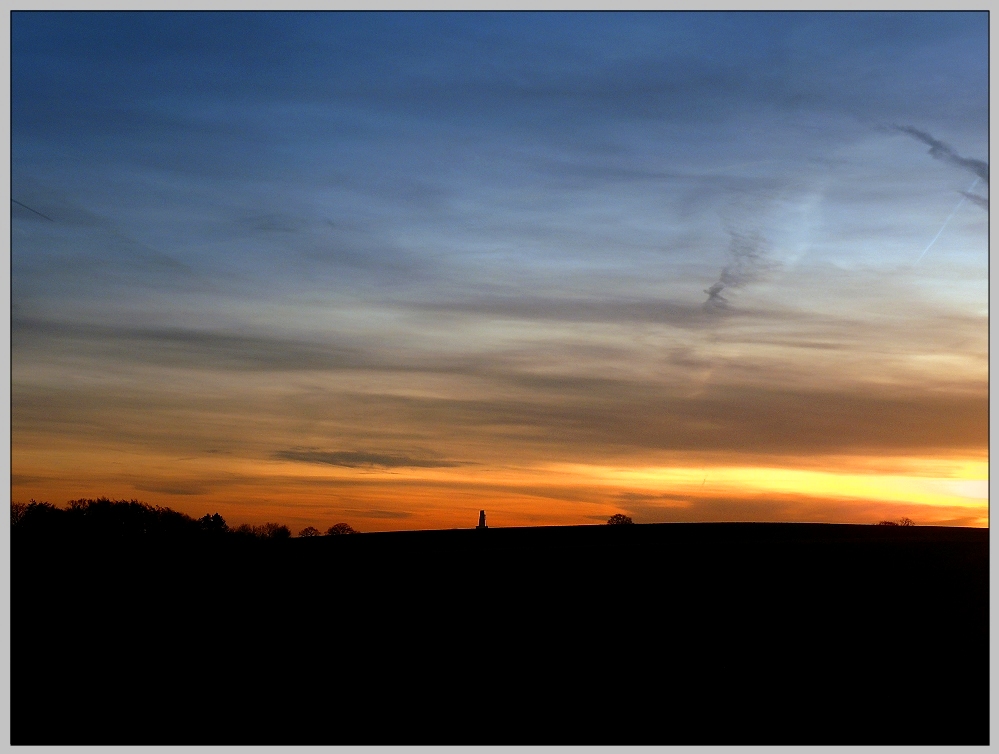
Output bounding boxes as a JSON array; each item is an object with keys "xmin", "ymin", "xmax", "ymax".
[
  {"xmin": 11, "ymin": 498, "xmax": 358, "ymax": 542},
  {"xmin": 297, "ymin": 523, "xmax": 356, "ymax": 536}
]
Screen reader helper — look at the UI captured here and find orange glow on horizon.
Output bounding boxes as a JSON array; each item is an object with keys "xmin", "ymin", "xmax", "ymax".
[{"xmin": 11, "ymin": 445, "xmax": 989, "ymax": 532}]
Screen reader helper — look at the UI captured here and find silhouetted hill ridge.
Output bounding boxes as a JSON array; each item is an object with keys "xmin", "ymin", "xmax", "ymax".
[{"xmin": 12, "ymin": 505, "xmax": 988, "ymax": 745}]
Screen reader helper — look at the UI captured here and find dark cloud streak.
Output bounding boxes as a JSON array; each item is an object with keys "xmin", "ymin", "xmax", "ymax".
[
  {"xmin": 274, "ymin": 449, "xmax": 463, "ymax": 469},
  {"xmin": 410, "ymin": 295, "xmax": 735, "ymax": 327},
  {"xmin": 703, "ymin": 231, "xmax": 771, "ymax": 310},
  {"xmin": 12, "ymin": 317, "xmax": 369, "ymax": 372},
  {"xmin": 893, "ymin": 125, "xmax": 989, "ymax": 183},
  {"xmin": 960, "ymin": 191, "xmax": 988, "ymax": 210},
  {"xmin": 313, "ymin": 382, "xmax": 987, "ymax": 459}
]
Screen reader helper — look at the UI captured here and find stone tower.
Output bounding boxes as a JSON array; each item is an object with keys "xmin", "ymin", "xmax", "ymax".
[{"xmin": 477, "ymin": 510, "xmax": 487, "ymax": 529}]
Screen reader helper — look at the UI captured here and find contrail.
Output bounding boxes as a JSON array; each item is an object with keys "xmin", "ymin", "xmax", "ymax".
[
  {"xmin": 960, "ymin": 191, "xmax": 989, "ymax": 210},
  {"xmin": 11, "ymin": 199, "xmax": 54, "ymax": 222},
  {"xmin": 916, "ymin": 177, "xmax": 979, "ymax": 264}
]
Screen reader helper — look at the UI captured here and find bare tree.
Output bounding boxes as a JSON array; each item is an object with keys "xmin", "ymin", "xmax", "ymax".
[
  {"xmin": 259, "ymin": 522, "xmax": 291, "ymax": 539},
  {"xmin": 298, "ymin": 526, "xmax": 321, "ymax": 537},
  {"xmin": 326, "ymin": 523, "xmax": 357, "ymax": 536},
  {"xmin": 232, "ymin": 522, "xmax": 292, "ymax": 539}
]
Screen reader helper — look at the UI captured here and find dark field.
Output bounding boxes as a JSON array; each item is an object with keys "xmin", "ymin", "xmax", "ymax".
[{"xmin": 14, "ymin": 522, "xmax": 988, "ymax": 744}]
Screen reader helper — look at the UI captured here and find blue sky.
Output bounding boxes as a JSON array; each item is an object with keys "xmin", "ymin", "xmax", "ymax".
[{"xmin": 11, "ymin": 12, "xmax": 989, "ymax": 529}]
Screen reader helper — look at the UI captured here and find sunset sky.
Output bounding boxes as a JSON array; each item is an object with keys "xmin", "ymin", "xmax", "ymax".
[{"xmin": 10, "ymin": 11, "xmax": 988, "ymax": 531}]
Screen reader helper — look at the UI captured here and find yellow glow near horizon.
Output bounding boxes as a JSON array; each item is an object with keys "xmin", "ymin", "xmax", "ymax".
[
  {"xmin": 11, "ymin": 442, "xmax": 988, "ymax": 529},
  {"xmin": 547, "ymin": 459, "xmax": 989, "ymax": 510}
]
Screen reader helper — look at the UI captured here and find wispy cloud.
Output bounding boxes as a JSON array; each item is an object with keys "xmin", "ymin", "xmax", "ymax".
[
  {"xmin": 12, "ymin": 317, "xmax": 370, "ymax": 372},
  {"xmin": 892, "ymin": 125, "xmax": 989, "ymax": 210},
  {"xmin": 134, "ymin": 482, "xmax": 211, "ymax": 496},
  {"xmin": 703, "ymin": 231, "xmax": 772, "ymax": 310},
  {"xmin": 11, "ymin": 13, "xmax": 987, "ymax": 529},
  {"xmin": 410, "ymin": 295, "xmax": 726, "ymax": 327},
  {"xmin": 892, "ymin": 125, "xmax": 988, "ymax": 183},
  {"xmin": 341, "ymin": 508, "xmax": 414, "ymax": 519},
  {"xmin": 960, "ymin": 191, "xmax": 989, "ymax": 210},
  {"xmin": 274, "ymin": 449, "xmax": 464, "ymax": 469}
]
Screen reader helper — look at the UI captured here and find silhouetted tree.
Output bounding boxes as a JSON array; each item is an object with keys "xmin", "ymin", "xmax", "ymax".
[
  {"xmin": 10, "ymin": 496, "xmax": 305, "ymax": 543},
  {"xmin": 260, "ymin": 522, "xmax": 291, "ymax": 539},
  {"xmin": 155, "ymin": 505, "xmax": 199, "ymax": 538},
  {"xmin": 230, "ymin": 522, "xmax": 292, "ymax": 539},
  {"xmin": 298, "ymin": 526, "xmax": 321, "ymax": 537},
  {"xmin": 326, "ymin": 523, "xmax": 357, "ymax": 536},
  {"xmin": 876, "ymin": 520, "xmax": 899, "ymax": 526},
  {"xmin": 59, "ymin": 497, "xmax": 204, "ymax": 540},
  {"xmin": 233, "ymin": 523, "xmax": 257, "ymax": 538},
  {"xmin": 11, "ymin": 500, "xmax": 62, "ymax": 534},
  {"xmin": 877, "ymin": 518, "xmax": 915, "ymax": 527},
  {"xmin": 11, "ymin": 497, "xmax": 219, "ymax": 542},
  {"xmin": 607, "ymin": 514, "xmax": 634, "ymax": 525},
  {"xmin": 198, "ymin": 513, "xmax": 229, "ymax": 535}
]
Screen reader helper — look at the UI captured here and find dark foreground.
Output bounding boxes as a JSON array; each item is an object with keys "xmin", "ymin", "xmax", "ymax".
[{"xmin": 14, "ymin": 522, "xmax": 988, "ymax": 744}]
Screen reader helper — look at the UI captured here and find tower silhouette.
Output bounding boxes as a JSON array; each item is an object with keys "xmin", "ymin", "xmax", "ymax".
[{"xmin": 477, "ymin": 510, "xmax": 487, "ymax": 529}]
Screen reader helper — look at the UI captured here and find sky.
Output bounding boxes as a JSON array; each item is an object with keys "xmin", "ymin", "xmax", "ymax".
[{"xmin": 10, "ymin": 11, "xmax": 989, "ymax": 531}]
